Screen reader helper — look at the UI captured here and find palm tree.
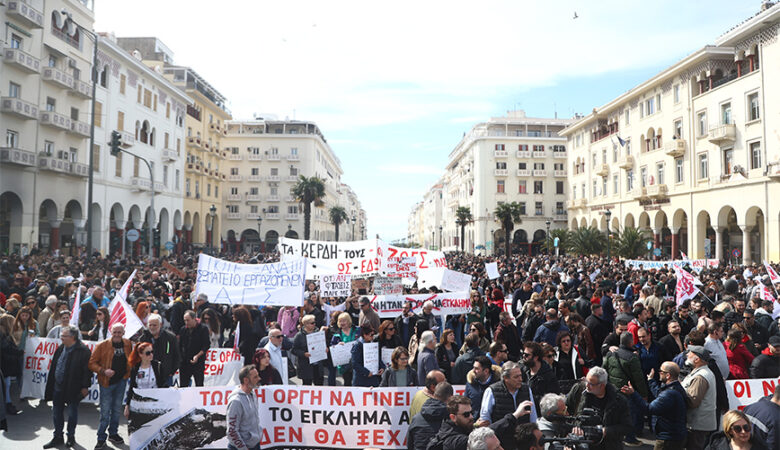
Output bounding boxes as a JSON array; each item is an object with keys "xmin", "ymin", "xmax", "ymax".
[
  {"xmin": 292, "ymin": 175, "xmax": 326, "ymax": 240},
  {"xmin": 328, "ymin": 206, "xmax": 349, "ymax": 241},
  {"xmin": 494, "ymin": 202, "xmax": 523, "ymax": 257},
  {"xmin": 614, "ymin": 226, "xmax": 650, "ymax": 259},
  {"xmin": 566, "ymin": 226, "xmax": 607, "ymax": 256},
  {"xmin": 454, "ymin": 206, "xmax": 473, "ymax": 252},
  {"xmin": 544, "ymin": 228, "xmax": 571, "ymax": 255}
]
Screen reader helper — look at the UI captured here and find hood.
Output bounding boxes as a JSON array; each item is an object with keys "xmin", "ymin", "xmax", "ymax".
[
  {"xmin": 760, "ymin": 347, "xmax": 778, "ymax": 357},
  {"xmin": 421, "ymin": 399, "xmax": 448, "ymax": 421},
  {"xmin": 467, "ymin": 366, "xmax": 501, "ymax": 385},
  {"xmin": 543, "ymin": 321, "xmax": 561, "ymax": 331}
]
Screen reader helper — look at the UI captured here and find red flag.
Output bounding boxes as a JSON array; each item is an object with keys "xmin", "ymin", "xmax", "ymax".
[
  {"xmin": 764, "ymin": 261, "xmax": 780, "ymax": 285},
  {"xmin": 675, "ymin": 267, "xmax": 700, "ymax": 306}
]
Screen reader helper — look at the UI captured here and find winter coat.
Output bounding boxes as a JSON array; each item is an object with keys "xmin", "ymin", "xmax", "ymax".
[
  {"xmin": 292, "ymin": 329, "xmax": 322, "ymax": 381},
  {"xmin": 639, "ymin": 379, "xmax": 688, "ymax": 441},
  {"xmin": 451, "ymin": 347, "xmax": 485, "ymax": 385},
  {"xmin": 603, "ymin": 346, "xmax": 649, "ymax": 398},
  {"xmin": 44, "ymin": 341, "xmax": 92, "ymax": 404},
  {"xmin": 407, "ymin": 398, "xmax": 447, "ymax": 450},
  {"xmin": 743, "ymin": 395, "xmax": 779, "ymax": 450},
  {"xmin": 704, "ymin": 431, "xmax": 768, "ymax": 450},
  {"xmin": 88, "ymin": 337, "xmax": 133, "ymax": 388},
  {"xmin": 417, "ymin": 346, "xmax": 438, "ymax": 386},
  {"xmin": 464, "ymin": 366, "xmax": 501, "ymax": 416},
  {"xmin": 495, "ymin": 322, "xmax": 522, "ymax": 361},
  {"xmin": 0, "ymin": 332, "xmax": 23, "ymax": 377},
  {"xmin": 379, "ymin": 366, "xmax": 417, "ymax": 387},
  {"xmin": 351, "ymin": 338, "xmax": 385, "ymax": 387},
  {"xmin": 567, "ymin": 381, "xmax": 632, "ymax": 450},
  {"xmin": 139, "ymin": 328, "xmax": 181, "ymax": 380},
  {"xmin": 724, "ymin": 341, "xmax": 754, "ymax": 379},
  {"xmin": 533, "ymin": 320, "xmax": 569, "ymax": 346},
  {"xmin": 521, "ymin": 361, "xmax": 560, "ymax": 406},
  {"xmin": 125, "ymin": 360, "xmax": 167, "ymax": 404},
  {"xmin": 749, "ymin": 349, "xmax": 780, "ymax": 378},
  {"xmin": 435, "ymin": 344, "xmax": 456, "ymax": 380}
]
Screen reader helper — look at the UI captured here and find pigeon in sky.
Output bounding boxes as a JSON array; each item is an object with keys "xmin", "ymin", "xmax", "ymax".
[{"xmin": 573, "ymin": 12, "xmax": 579, "ymax": 19}]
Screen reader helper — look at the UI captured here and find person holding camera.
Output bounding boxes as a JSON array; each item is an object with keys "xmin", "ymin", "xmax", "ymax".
[{"xmin": 538, "ymin": 393, "xmax": 570, "ymax": 439}]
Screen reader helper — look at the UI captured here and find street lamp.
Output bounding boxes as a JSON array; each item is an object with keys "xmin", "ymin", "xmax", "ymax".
[
  {"xmin": 545, "ymin": 219, "xmax": 551, "ymax": 254},
  {"xmin": 209, "ymin": 204, "xmax": 217, "ymax": 254},
  {"xmin": 256, "ymin": 213, "xmax": 263, "ymax": 253},
  {"xmin": 605, "ymin": 209, "xmax": 612, "ymax": 261},
  {"xmin": 351, "ymin": 214, "xmax": 356, "ymax": 241},
  {"xmin": 439, "ymin": 225, "xmax": 443, "ymax": 250},
  {"xmin": 62, "ymin": 9, "xmax": 99, "ymax": 258}
]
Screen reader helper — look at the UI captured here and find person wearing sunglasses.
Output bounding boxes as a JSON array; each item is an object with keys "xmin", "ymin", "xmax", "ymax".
[
  {"xmin": 704, "ymin": 409, "xmax": 768, "ymax": 450},
  {"xmin": 124, "ymin": 342, "xmax": 167, "ymax": 420}
]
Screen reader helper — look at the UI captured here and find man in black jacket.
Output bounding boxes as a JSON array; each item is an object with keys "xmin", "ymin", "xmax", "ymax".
[
  {"xmin": 566, "ymin": 366, "xmax": 632, "ymax": 450},
  {"xmin": 451, "ymin": 333, "xmax": 484, "ymax": 384},
  {"xmin": 750, "ymin": 336, "xmax": 780, "ymax": 378},
  {"xmin": 520, "ymin": 342, "xmax": 559, "ymax": 406},
  {"xmin": 43, "ymin": 325, "xmax": 92, "ymax": 449},
  {"xmin": 586, "ymin": 303, "xmax": 611, "ymax": 365},
  {"xmin": 140, "ymin": 313, "xmax": 181, "ymax": 385},
  {"xmin": 407, "ymin": 382, "xmax": 452, "ymax": 450},
  {"xmin": 179, "ymin": 310, "xmax": 210, "ymax": 387}
]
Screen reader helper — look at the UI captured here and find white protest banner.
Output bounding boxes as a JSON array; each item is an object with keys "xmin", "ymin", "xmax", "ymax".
[
  {"xmin": 369, "ymin": 292, "xmax": 471, "ymax": 318},
  {"xmin": 381, "ymin": 347, "xmax": 395, "ymax": 367},
  {"xmin": 189, "ymin": 347, "xmax": 243, "ymax": 387},
  {"xmin": 22, "ymin": 337, "xmax": 101, "ymax": 403},
  {"xmin": 725, "ymin": 377, "xmax": 780, "ymax": 410},
  {"xmin": 129, "ymin": 385, "xmax": 468, "ymax": 450},
  {"xmin": 330, "ymin": 341, "xmax": 357, "ymax": 366},
  {"xmin": 373, "ymin": 276, "xmax": 403, "ymax": 295},
  {"xmin": 320, "ymin": 274, "xmax": 352, "ymax": 297},
  {"xmin": 195, "ymin": 254, "xmax": 306, "ymax": 306},
  {"xmin": 306, "ymin": 331, "xmax": 328, "ymax": 364},
  {"xmin": 440, "ymin": 269, "xmax": 472, "ymax": 293},
  {"xmin": 485, "ymin": 262, "xmax": 500, "ymax": 279},
  {"xmin": 279, "ymin": 237, "xmax": 381, "ymax": 277},
  {"xmin": 384, "ymin": 257, "xmax": 418, "ymax": 279},
  {"xmin": 379, "ymin": 243, "xmax": 447, "ymax": 284},
  {"xmin": 625, "ymin": 259, "xmax": 719, "ymax": 272},
  {"xmin": 363, "ymin": 342, "xmax": 379, "ymax": 374}
]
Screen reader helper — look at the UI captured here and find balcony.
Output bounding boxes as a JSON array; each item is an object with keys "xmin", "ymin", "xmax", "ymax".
[
  {"xmin": 247, "ymin": 174, "xmax": 263, "ymax": 182},
  {"xmin": 129, "ymin": 177, "xmax": 164, "ymax": 191},
  {"xmin": 203, "ymin": 142, "xmax": 211, "ymax": 151},
  {"xmin": 1, "ymin": 96, "xmax": 38, "ymax": 120},
  {"xmin": 708, "ymin": 124, "xmax": 736, "ymax": 144},
  {"xmin": 285, "ymin": 196, "xmax": 297, "ymax": 202},
  {"xmin": 69, "ymin": 120, "xmax": 90, "ymax": 137},
  {"xmin": 517, "ymin": 150, "xmax": 532, "ymax": 158},
  {"xmin": 227, "ymin": 174, "xmax": 242, "ymax": 182},
  {"xmin": 493, "ymin": 150, "xmax": 508, "ymax": 157},
  {"xmin": 70, "ymin": 79, "xmax": 92, "ymax": 98},
  {"xmin": 226, "ymin": 212, "xmax": 241, "ymax": 220},
  {"xmin": 228, "ymin": 152, "xmax": 242, "ymax": 161},
  {"xmin": 532, "ymin": 151, "xmax": 546, "ymax": 158},
  {"xmin": 595, "ymin": 164, "xmax": 609, "ymax": 177},
  {"xmin": 39, "ymin": 111, "xmax": 71, "ymax": 131},
  {"xmin": 286, "ymin": 175, "xmax": 299, "ymax": 182},
  {"xmin": 631, "ymin": 187, "xmax": 647, "ymax": 200},
  {"xmin": 517, "ymin": 169, "xmax": 531, "ymax": 176},
  {"xmin": 554, "ymin": 213, "xmax": 568, "ymax": 222},
  {"xmin": 208, "ymin": 122, "xmax": 221, "ymax": 134},
  {"xmin": 567, "ymin": 198, "xmax": 587, "ymax": 209},
  {"xmin": 646, "ymin": 183, "xmax": 668, "ymax": 198},
  {"xmin": 266, "ymin": 195, "xmax": 280, "ymax": 202},
  {"xmin": 245, "ymin": 212, "xmax": 260, "ymax": 220},
  {"xmin": 494, "ymin": 169, "xmax": 508, "ymax": 176},
  {"xmin": 186, "ymin": 163, "xmax": 200, "ymax": 174},
  {"xmin": 266, "ymin": 175, "xmax": 280, "ymax": 182},
  {"xmin": 119, "ymin": 130, "xmax": 134, "ymax": 147},
  {"xmin": 7, "ymin": 1, "xmax": 43, "ymax": 28},
  {"xmin": 0, "ymin": 147, "xmax": 36, "ymax": 167},
  {"xmin": 161, "ymin": 149, "xmax": 178, "ymax": 162},
  {"xmin": 553, "ymin": 170, "xmax": 567, "ymax": 177},
  {"xmin": 665, "ymin": 139, "xmax": 686, "ymax": 157},
  {"xmin": 187, "ymin": 136, "xmax": 202, "ymax": 149},
  {"xmin": 42, "ymin": 67, "xmax": 74, "ymax": 90},
  {"xmin": 246, "ymin": 194, "xmax": 262, "ymax": 202},
  {"xmin": 286, "ymin": 154, "xmax": 300, "ymax": 161},
  {"xmin": 532, "ymin": 169, "xmax": 547, "ymax": 177},
  {"xmin": 553, "ymin": 151, "xmax": 567, "ymax": 159},
  {"xmin": 265, "ymin": 213, "xmax": 280, "ymax": 220},
  {"xmin": 3, "ymin": 47, "xmax": 40, "ymax": 73},
  {"xmin": 286, "ymin": 214, "xmax": 300, "ymax": 220},
  {"xmin": 247, "ymin": 153, "xmax": 262, "ymax": 161},
  {"xmin": 617, "ymin": 154, "xmax": 634, "ymax": 170},
  {"xmin": 37, "ymin": 155, "xmax": 69, "ymax": 176},
  {"xmin": 266, "ymin": 154, "xmax": 281, "ymax": 161}
]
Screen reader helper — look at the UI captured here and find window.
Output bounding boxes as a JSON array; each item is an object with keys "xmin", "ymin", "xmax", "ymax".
[
  {"xmin": 592, "ymin": 153, "xmax": 597, "ymax": 167},
  {"xmin": 92, "ymin": 145, "xmax": 100, "ymax": 172},
  {"xmin": 291, "ymin": 147, "xmax": 298, "ymax": 156},
  {"xmin": 290, "ymin": 167, "xmax": 298, "ymax": 176},
  {"xmin": 675, "ymin": 158, "xmax": 683, "ymax": 183},
  {"xmin": 656, "ymin": 94, "xmax": 661, "ymax": 112},
  {"xmin": 572, "ymin": 185, "xmax": 577, "ymax": 199},
  {"xmin": 251, "ymin": 168, "xmax": 259, "ymax": 176},
  {"xmin": 656, "ymin": 162, "xmax": 664, "ymax": 185},
  {"xmin": 186, "ymin": 179, "xmax": 191, "ymax": 196},
  {"xmin": 214, "ymin": 186, "xmax": 218, "ymax": 198},
  {"xmin": 518, "ymin": 202, "xmax": 526, "ymax": 215},
  {"xmin": 613, "ymin": 174, "xmax": 618, "ymax": 194},
  {"xmin": 10, "ymin": 34, "xmax": 21, "ymax": 49},
  {"xmin": 94, "ymin": 101, "xmax": 102, "ymax": 127},
  {"xmin": 143, "ymin": 89, "xmax": 153, "ymax": 108},
  {"xmin": 750, "ymin": 141, "xmax": 761, "ymax": 169},
  {"xmin": 48, "ymin": 55, "xmax": 57, "ymax": 67},
  {"xmin": 5, "ymin": 130, "xmax": 18, "ymax": 148},
  {"xmin": 117, "ymin": 111, "xmax": 125, "ymax": 131},
  {"xmin": 640, "ymin": 166, "xmax": 648, "ymax": 187},
  {"xmin": 556, "ymin": 181, "xmax": 564, "ymax": 195},
  {"xmin": 270, "ymin": 186, "xmax": 278, "ymax": 196},
  {"xmin": 134, "ymin": 156, "xmax": 140, "ymax": 177},
  {"xmin": 533, "ymin": 162, "xmax": 544, "ymax": 170},
  {"xmin": 721, "ymin": 102, "xmax": 732, "ymax": 125},
  {"xmin": 612, "ymin": 144, "xmax": 618, "ymax": 163},
  {"xmin": 153, "ymin": 94, "xmax": 158, "ymax": 112},
  {"xmin": 518, "ymin": 180, "xmax": 527, "ymax": 193},
  {"xmin": 748, "ymin": 93, "xmax": 760, "ymax": 121},
  {"xmin": 164, "ymin": 132, "xmax": 169, "ymax": 149},
  {"xmin": 268, "ymin": 206, "xmax": 279, "ymax": 214},
  {"xmin": 46, "ymin": 97, "xmax": 55, "ymax": 112},
  {"xmin": 674, "ymin": 119, "xmax": 683, "ymax": 139},
  {"xmin": 602, "ymin": 149, "xmax": 607, "ymax": 164},
  {"xmin": 166, "ymin": 102, "xmax": 171, "ymax": 119},
  {"xmin": 698, "ymin": 153, "xmax": 709, "ymax": 179},
  {"xmin": 556, "ymin": 202, "xmax": 565, "ymax": 215},
  {"xmin": 518, "ymin": 144, "xmax": 528, "ymax": 152},
  {"xmin": 496, "ymin": 162, "xmax": 507, "ymax": 169},
  {"xmin": 495, "ymin": 144, "xmax": 505, "ymax": 151},
  {"xmin": 627, "ymin": 170, "xmax": 634, "ymax": 191},
  {"xmin": 535, "ymin": 202, "xmax": 544, "ymax": 216},
  {"xmin": 625, "ymin": 138, "xmax": 632, "ymax": 155},
  {"xmin": 533, "ymin": 145, "xmax": 545, "ymax": 152},
  {"xmin": 697, "ymin": 112, "xmax": 707, "ymax": 136},
  {"xmin": 137, "ymin": 85, "xmax": 142, "ymax": 103},
  {"xmin": 249, "ymin": 187, "xmax": 259, "ymax": 195},
  {"xmin": 723, "ymin": 148, "xmax": 734, "ymax": 175},
  {"xmin": 592, "ymin": 180, "xmax": 598, "ymax": 197},
  {"xmin": 207, "ymin": 184, "xmax": 211, "ymax": 196},
  {"xmin": 227, "ymin": 205, "xmax": 239, "ymax": 214},
  {"xmin": 163, "ymin": 166, "xmax": 169, "ymax": 186},
  {"xmin": 624, "ymin": 109, "xmax": 630, "ymax": 125},
  {"xmin": 644, "ymin": 97, "xmax": 655, "ymax": 116},
  {"xmin": 602, "ymin": 178, "xmax": 607, "ymax": 196},
  {"xmin": 119, "ymin": 74, "xmax": 126, "ymax": 95},
  {"xmin": 518, "ymin": 162, "xmax": 527, "ymax": 170},
  {"xmin": 175, "ymin": 169, "xmax": 180, "ymax": 190},
  {"xmin": 8, "ymin": 82, "xmax": 20, "ymax": 98},
  {"xmin": 497, "ymin": 180, "xmax": 505, "ymax": 193},
  {"xmin": 270, "ymin": 167, "xmax": 279, "ymax": 176},
  {"xmin": 115, "ymin": 151, "xmax": 122, "ymax": 177},
  {"xmin": 673, "ymin": 84, "xmax": 680, "ymax": 104},
  {"xmin": 44, "ymin": 141, "xmax": 54, "ymax": 155},
  {"xmin": 533, "ymin": 181, "xmax": 543, "ymax": 194}
]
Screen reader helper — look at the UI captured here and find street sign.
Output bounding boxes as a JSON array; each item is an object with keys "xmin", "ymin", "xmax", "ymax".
[
  {"xmin": 653, "ymin": 248, "xmax": 662, "ymax": 257},
  {"xmin": 646, "ymin": 241, "xmax": 652, "ymax": 250},
  {"xmin": 165, "ymin": 241, "xmax": 175, "ymax": 251},
  {"xmin": 554, "ymin": 237, "xmax": 560, "ymax": 248},
  {"xmin": 732, "ymin": 248, "xmax": 741, "ymax": 258},
  {"xmin": 126, "ymin": 229, "xmax": 140, "ymax": 242},
  {"xmin": 173, "ymin": 234, "xmax": 179, "ymax": 244}
]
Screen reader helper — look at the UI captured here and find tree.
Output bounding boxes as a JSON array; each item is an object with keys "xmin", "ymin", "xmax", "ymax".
[
  {"xmin": 544, "ymin": 228, "xmax": 571, "ymax": 254},
  {"xmin": 292, "ymin": 175, "xmax": 326, "ymax": 240},
  {"xmin": 454, "ymin": 206, "xmax": 473, "ymax": 252},
  {"xmin": 614, "ymin": 226, "xmax": 650, "ymax": 259},
  {"xmin": 494, "ymin": 202, "xmax": 523, "ymax": 257},
  {"xmin": 328, "ymin": 206, "xmax": 349, "ymax": 241},
  {"xmin": 566, "ymin": 226, "xmax": 607, "ymax": 256}
]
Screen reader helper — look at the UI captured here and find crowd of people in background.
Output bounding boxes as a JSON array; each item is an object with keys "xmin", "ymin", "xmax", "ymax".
[{"xmin": 0, "ymin": 249, "xmax": 778, "ymax": 450}]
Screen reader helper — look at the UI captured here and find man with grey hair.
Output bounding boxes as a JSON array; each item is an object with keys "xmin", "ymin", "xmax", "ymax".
[
  {"xmin": 467, "ymin": 427, "xmax": 502, "ymax": 450},
  {"xmin": 566, "ymin": 366, "xmax": 631, "ymax": 450},
  {"xmin": 417, "ymin": 330, "xmax": 439, "ymax": 385},
  {"xmin": 43, "ymin": 325, "xmax": 92, "ymax": 448},
  {"xmin": 140, "ymin": 313, "xmax": 180, "ymax": 385},
  {"xmin": 89, "ymin": 323, "xmax": 132, "ymax": 448},
  {"xmin": 479, "ymin": 361, "xmax": 531, "ymax": 449},
  {"xmin": 194, "ymin": 292, "xmax": 211, "ymax": 317},
  {"xmin": 538, "ymin": 393, "xmax": 568, "ymax": 438},
  {"xmin": 418, "ymin": 299, "xmax": 443, "ymax": 338},
  {"xmin": 38, "ymin": 294, "xmax": 59, "ymax": 336}
]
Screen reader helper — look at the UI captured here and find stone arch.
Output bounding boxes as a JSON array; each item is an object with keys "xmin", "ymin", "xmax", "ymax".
[
  {"xmin": 599, "ymin": 214, "xmax": 608, "ymax": 232},
  {"xmin": 90, "ymin": 202, "xmax": 102, "ymax": 255},
  {"xmin": 611, "ymin": 217, "xmax": 619, "ymax": 232},
  {"xmin": 173, "ymin": 210, "xmax": 182, "ymax": 231},
  {"xmin": 671, "ymin": 209, "xmax": 689, "ymax": 259},
  {"xmin": 183, "ymin": 210, "xmax": 192, "ymax": 229},
  {"xmin": 744, "ymin": 206, "xmax": 764, "ymax": 264},
  {"xmin": 570, "ymin": 218, "xmax": 578, "ymax": 230},
  {"xmin": 532, "ymin": 230, "xmax": 546, "ymax": 242},
  {"xmin": 265, "ymin": 230, "xmax": 279, "ymax": 250},
  {"xmin": 590, "ymin": 218, "xmax": 597, "ymax": 229},
  {"xmin": 159, "ymin": 208, "xmax": 170, "ymax": 250},
  {"xmin": 38, "ymin": 199, "xmax": 59, "ymax": 252},
  {"xmin": 579, "ymin": 217, "xmax": 587, "ymax": 228},
  {"xmin": 638, "ymin": 211, "xmax": 651, "ymax": 231},
  {"xmin": 62, "ymin": 200, "xmax": 84, "ymax": 254},
  {"xmin": 696, "ymin": 210, "xmax": 715, "ymax": 259},
  {"xmin": 624, "ymin": 213, "xmax": 635, "ymax": 229},
  {"xmin": 192, "ymin": 212, "xmax": 201, "ymax": 244},
  {"xmin": 128, "ymin": 205, "xmax": 143, "ymax": 229},
  {"xmin": 285, "ymin": 229, "xmax": 299, "ymax": 239},
  {"xmin": 512, "ymin": 229, "xmax": 529, "ymax": 244},
  {"xmin": 0, "ymin": 192, "xmax": 24, "ymax": 254}
]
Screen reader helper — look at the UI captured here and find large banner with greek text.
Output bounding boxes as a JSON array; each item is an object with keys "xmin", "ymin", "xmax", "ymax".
[
  {"xmin": 279, "ymin": 238, "xmax": 382, "ymax": 277},
  {"xmin": 379, "ymin": 242, "xmax": 448, "ymax": 282},
  {"xmin": 368, "ymin": 292, "xmax": 471, "ymax": 318},
  {"xmin": 195, "ymin": 254, "xmax": 306, "ymax": 306},
  {"xmin": 725, "ymin": 377, "xmax": 780, "ymax": 410},
  {"xmin": 22, "ymin": 337, "xmax": 243, "ymax": 403},
  {"xmin": 129, "ymin": 385, "xmax": 466, "ymax": 450},
  {"xmin": 624, "ymin": 259, "xmax": 719, "ymax": 272}
]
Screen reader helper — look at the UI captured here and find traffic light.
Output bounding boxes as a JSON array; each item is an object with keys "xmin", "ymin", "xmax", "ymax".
[{"xmin": 110, "ymin": 130, "xmax": 122, "ymax": 156}]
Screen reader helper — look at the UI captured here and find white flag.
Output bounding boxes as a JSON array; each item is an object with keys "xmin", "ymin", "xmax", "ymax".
[
  {"xmin": 108, "ymin": 270, "xmax": 143, "ymax": 338},
  {"xmin": 114, "ymin": 270, "xmax": 137, "ymax": 303},
  {"xmin": 675, "ymin": 267, "xmax": 700, "ymax": 306},
  {"xmin": 764, "ymin": 261, "xmax": 780, "ymax": 284},
  {"xmin": 69, "ymin": 284, "xmax": 81, "ymax": 327}
]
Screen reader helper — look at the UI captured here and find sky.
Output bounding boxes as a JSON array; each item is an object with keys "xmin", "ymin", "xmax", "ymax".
[{"xmin": 94, "ymin": 0, "xmax": 759, "ymax": 242}]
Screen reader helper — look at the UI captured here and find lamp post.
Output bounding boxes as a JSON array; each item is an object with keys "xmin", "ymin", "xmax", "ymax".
[
  {"xmin": 256, "ymin": 214, "xmax": 263, "ymax": 253},
  {"xmin": 545, "ymin": 219, "xmax": 551, "ymax": 254},
  {"xmin": 431, "ymin": 230, "xmax": 435, "ymax": 250},
  {"xmin": 62, "ymin": 10, "xmax": 98, "ymax": 258},
  {"xmin": 209, "ymin": 204, "xmax": 217, "ymax": 254},
  {"xmin": 351, "ymin": 214, "xmax": 356, "ymax": 241},
  {"xmin": 361, "ymin": 224, "xmax": 365, "ymax": 240},
  {"xmin": 439, "ymin": 225, "xmax": 443, "ymax": 250},
  {"xmin": 605, "ymin": 209, "xmax": 612, "ymax": 261}
]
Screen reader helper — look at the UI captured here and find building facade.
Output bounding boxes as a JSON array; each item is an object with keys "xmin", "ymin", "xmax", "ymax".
[{"xmin": 562, "ymin": 3, "xmax": 780, "ymax": 264}]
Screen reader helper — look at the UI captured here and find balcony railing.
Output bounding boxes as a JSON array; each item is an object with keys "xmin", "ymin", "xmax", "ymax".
[
  {"xmin": 7, "ymin": 1, "xmax": 43, "ymax": 28},
  {"xmin": 286, "ymin": 175, "xmax": 299, "ymax": 182},
  {"xmin": 39, "ymin": 111, "xmax": 71, "ymax": 131},
  {"xmin": 0, "ymin": 147, "xmax": 36, "ymax": 167},
  {"xmin": 553, "ymin": 170, "xmax": 567, "ymax": 177},
  {"xmin": 42, "ymin": 67, "xmax": 73, "ymax": 90},
  {"xmin": 631, "ymin": 187, "xmax": 647, "ymax": 200},
  {"xmin": 617, "ymin": 155, "xmax": 634, "ymax": 170},
  {"xmin": 285, "ymin": 196, "xmax": 297, "ymax": 202},
  {"xmin": 229, "ymin": 153, "xmax": 242, "ymax": 160},
  {"xmin": 664, "ymin": 139, "xmax": 686, "ymax": 157},
  {"xmin": 286, "ymin": 214, "xmax": 300, "ymax": 220},
  {"xmin": 646, "ymin": 184, "xmax": 668, "ymax": 198},
  {"xmin": 708, "ymin": 124, "xmax": 736, "ymax": 144},
  {"xmin": 229, "ymin": 194, "xmax": 245, "ymax": 202},
  {"xmin": 596, "ymin": 164, "xmax": 609, "ymax": 177},
  {"xmin": 554, "ymin": 213, "xmax": 568, "ymax": 221},
  {"xmin": 517, "ymin": 169, "xmax": 531, "ymax": 176},
  {"xmin": 71, "ymin": 79, "xmax": 92, "ymax": 98},
  {"xmin": 494, "ymin": 169, "xmax": 508, "ymax": 176},
  {"xmin": 532, "ymin": 169, "xmax": 547, "ymax": 177},
  {"xmin": 161, "ymin": 149, "xmax": 178, "ymax": 162},
  {"xmin": 517, "ymin": 150, "xmax": 532, "ymax": 158},
  {"xmin": 266, "ymin": 195, "xmax": 280, "ymax": 202},
  {"xmin": 493, "ymin": 150, "xmax": 508, "ymax": 157},
  {"xmin": 246, "ymin": 194, "xmax": 262, "ymax": 202},
  {"xmin": 532, "ymin": 151, "xmax": 546, "ymax": 158},
  {"xmin": 266, "ymin": 175, "xmax": 280, "ymax": 182},
  {"xmin": 3, "ymin": 47, "xmax": 40, "ymax": 73},
  {"xmin": 553, "ymin": 151, "xmax": 567, "ymax": 159},
  {"xmin": 286, "ymin": 154, "xmax": 300, "ymax": 161},
  {"xmin": 119, "ymin": 130, "xmax": 134, "ymax": 147},
  {"xmin": 208, "ymin": 122, "xmax": 221, "ymax": 134},
  {"xmin": 187, "ymin": 136, "xmax": 202, "ymax": 149},
  {"xmin": 265, "ymin": 213, "xmax": 280, "ymax": 220},
  {"xmin": 129, "ymin": 177, "xmax": 164, "ymax": 191},
  {"xmin": 266, "ymin": 154, "xmax": 281, "ymax": 161},
  {"xmin": 226, "ymin": 212, "xmax": 241, "ymax": 220},
  {"xmin": 1, "ymin": 96, "xmax": 38, "ymax": 120},
  {"xmin": 227, "ymin": 174, "xmax": 242, "ymax": 181},
  {"xmin": 69, "ymin": 120, "xmax": 90, "ymax": 137},
  {"xmin": 247, "ymin": 153, "xmax": 262, "ymax": 161},
  {"xmin": 247, "ymin": 174, "xmax": 263, "ymax": 182}
]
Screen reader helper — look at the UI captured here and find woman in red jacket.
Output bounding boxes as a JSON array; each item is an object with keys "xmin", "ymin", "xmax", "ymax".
[{"xmin": 723, "ymin": 328, "xmax": 754, "ymax": 379}]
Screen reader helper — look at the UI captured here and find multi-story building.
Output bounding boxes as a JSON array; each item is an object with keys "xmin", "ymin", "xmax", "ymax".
[
  {"xmin": 423, "ymin": 182, "xmax": 444, "ymax": 250},
  {"xmin": 338, "ymin": 183, "xmax": 366, "ymax": 241},
  {"xmin": 407, "ymin": 201, "xmax": 425, "ymax": 247},
  {"xmin": 1, "ymin": 0, "xmax": 95, "ymax": 255},
  {"xmin": 220, "ymin": 118, "xmax": 350, "ymax": 252},
  {"xmin": 562, "ymin": 2, "xmax": 780, "ymax": 264},
  {"xmin": 117, "ymin": 37, "xmax": 232, "ymax": 252},
  {"xmin": 93, "ymin": 34, "xmax": 191, "ymax": 257},
  {"xmin": 431, "ymin": 111, "xmax": 573, "ymax": 254}
]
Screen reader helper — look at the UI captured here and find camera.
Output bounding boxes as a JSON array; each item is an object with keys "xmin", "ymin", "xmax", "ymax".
[{"xmin": 543, "ymin": 408, "xmax": 604, "ymax": 450}]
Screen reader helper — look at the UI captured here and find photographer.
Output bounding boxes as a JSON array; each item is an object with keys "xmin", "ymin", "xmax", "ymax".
[
  {"xmin": 565, "ymin": 366, "xmax": 631, "ymax": 450},
  {"xmin": 538, "ymin": 393, "xmax": 570, "ymax": 438}
]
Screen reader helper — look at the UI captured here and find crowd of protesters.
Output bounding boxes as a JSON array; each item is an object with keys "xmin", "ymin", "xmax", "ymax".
[{"xmin": 0, "ymin": 250, "xmax": 779, "ymax": 450}]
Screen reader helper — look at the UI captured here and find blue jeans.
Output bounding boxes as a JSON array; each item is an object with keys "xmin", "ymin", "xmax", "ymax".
[
  {"xmin": 97, "ymin": 379, "xmax": 127, "ymax": 442},
  {"xmin": 52, "ymin": 388, "xmax": 79, "ymax": 439}
]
